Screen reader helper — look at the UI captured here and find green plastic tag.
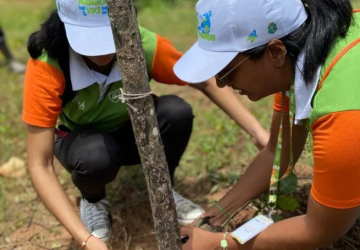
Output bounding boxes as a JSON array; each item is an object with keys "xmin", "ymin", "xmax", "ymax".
[{"xmin": 221, "ymin": 239, "xmax": 228, "ymax": 248}]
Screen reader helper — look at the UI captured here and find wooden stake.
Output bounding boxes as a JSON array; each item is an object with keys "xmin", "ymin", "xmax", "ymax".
[{"xmin": 107, "ymin": 1, "xmax": 182, "ymax": 249}]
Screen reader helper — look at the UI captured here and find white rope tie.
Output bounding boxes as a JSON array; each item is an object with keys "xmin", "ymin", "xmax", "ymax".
[{"xmin": 115, "ymin": 88, "xmax": 153, "ymax": 113}]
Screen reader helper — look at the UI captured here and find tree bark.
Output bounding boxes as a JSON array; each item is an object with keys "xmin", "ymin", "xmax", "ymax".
[{"xmin": 107, "ymin": 1, "xmax": 182, "ymax": 249}]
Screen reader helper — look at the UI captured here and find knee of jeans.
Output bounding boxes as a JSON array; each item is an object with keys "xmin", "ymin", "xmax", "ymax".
[
  {"xmin": 72, "ymin": 141, "xmax": 121, "ymax": 185},
  {"xmin": 158, "ymin": 95, "xmax": 194, "ymax": 124}
]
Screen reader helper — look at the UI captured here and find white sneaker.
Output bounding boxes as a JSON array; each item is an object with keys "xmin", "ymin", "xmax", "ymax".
[
  {"xmin": 8, "ymin": 59, "xmax": 26, "ymax": 74},
  {"xmin": 173, "ymin": 190, "xmax": 204, "ymax": 225},
  {"xmin": 80, "ymin": 198, "xmax": 112, "ymax": 243}
]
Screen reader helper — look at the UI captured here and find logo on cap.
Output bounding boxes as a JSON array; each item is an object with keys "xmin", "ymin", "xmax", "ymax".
[
  {"xmin": 78, "ymin": 0, "xmax": 108, "ymax": 16},
  {"xmin": 197, "ymin": 11, "xmax": 216, "ymax": 42},
  {"xmin": 246, "ymin": 30, "xmax": 258, "ymax": 43},
  {"xmin": 268, "ymin": 22, "xmax": 278, "ymax": 34}
]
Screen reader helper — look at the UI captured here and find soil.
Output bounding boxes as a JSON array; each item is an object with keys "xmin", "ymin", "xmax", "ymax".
[
  {"xmin": 1, "ymin": 85, "xmax": 359, "ymax": 249},
  {"xmin": 2, "ymin": 162, "xmax": 359, "ymax": 250}
]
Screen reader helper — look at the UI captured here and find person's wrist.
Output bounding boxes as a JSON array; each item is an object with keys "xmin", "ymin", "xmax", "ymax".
[
  {"xmin": 248, "ymin": 122, "xmax": 266, "ymax": 138},
  {"xmin": 74, "ymin": 229, "xmax": 92, "ymax": 246},
  {"xmin": 211, "ymin": 233, "xmax": 226, "ymax": 250},
  {"xmin": 255, "ymin": 129, "xmax": 270, "ymax": 144},
  {"xmin": 211, "ymin": 232, "xmax": 241, "ymax": 250},
  {"xmin": 82, "ymin": 234, "xmax": 94, "ymax": 248},
  {"xmin": 227, "ymin": 234, "xmax": 242, "ymax": 249},
  {"xmin": 219, "ymin": 199, "xmax": 243, "ymax": 217}
]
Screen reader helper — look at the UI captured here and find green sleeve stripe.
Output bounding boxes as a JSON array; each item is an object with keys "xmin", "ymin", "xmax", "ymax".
[
  {"xmin": 37, "ymin": 51, "xmax": 62, "ymax": 72},
  {"xmin": 309, "ymin": 13, "xmax": 360, "ymax": 126},
  {"xmin": 139, "ymin": 25, "xmax": 157, "ymax": 81}
]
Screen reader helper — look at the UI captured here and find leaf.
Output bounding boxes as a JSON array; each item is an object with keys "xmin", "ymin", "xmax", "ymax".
[
  {"xmin": 271, "ymin": 213, "xmax": 283, "ymax": 222},
  {"xmin": 50, "ymin": 226, "xmax": 60, "ymax": 233},
  {"xmin": 0, "ymin": 157, "xmax": 26, "ymax": 178},
  {"xmin": 210, "ymin": 184, "xmax": 220, "ymax": 194},
  {"xmin": 279, "ymin": 173, "xmax": 298, "ymax": 195},
  {"xmin": 51, "ymin": 242, "xmax": 62, "ymax": 249},
  {"xmin": 277, "ymin": 195, "xmax": 300, "ymax": 212},
  {"xmin": 14, "ymin": 196, "xmax": 21, "ymax": 203}
]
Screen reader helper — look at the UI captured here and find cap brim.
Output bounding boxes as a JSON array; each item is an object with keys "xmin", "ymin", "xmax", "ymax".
[
  {"xmin": 65, "ymin": 24, "xmax": 115, "ymax": 56},
  {"xmin": 174, "ymin": 42, "xmax": 238, "ymax": 84}
]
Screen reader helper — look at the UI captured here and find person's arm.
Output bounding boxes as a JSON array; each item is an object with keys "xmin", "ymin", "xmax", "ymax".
[
  {"xmin": 27, "ymin": 125, "xmax": 108, "ymax": 250},
  {"xmin": 190, "ymin": 78, "xmax": 269, "ymax": 150},
  {"xmin": 182, "ymin": 110, "xmax": 360, "ymax": 250},
  {"xmin": 200, "ymin": 99, "xmax": 308, "ymax": 225},
  {"xmin": 229, "ymin": 197, "xmax": 360, "ymax": 250},
  {"xmin": 150, "ymin": 33, "xmax": 269, "ymax": 149},
  {"xmin": 23, "ymin": 59, "xmax": 108, "ymax": 249},
  {"xmin": 182, "ymin": 197, "xmax": 360, "ymax": 250}
]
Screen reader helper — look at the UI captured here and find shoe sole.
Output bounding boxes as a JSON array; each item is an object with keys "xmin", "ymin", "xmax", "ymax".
[
  {"xmin": 93, "ymin": 230, "xmax": 111, "ymax": 243},
  {"xmin": 178, "ymin": 218, "xmax": 197, "ymax": 226},
  {"xmin": 100, "ymin": 233, "xmax": 111, "ymax": 243}
]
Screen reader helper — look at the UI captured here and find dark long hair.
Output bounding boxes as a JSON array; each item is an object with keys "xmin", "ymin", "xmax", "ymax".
[
  {"xmin": 243, "ymin": 0, "xmax": 353, "ymax": 84},
  {"xmin": 27, "ymin": 6, "xmax": 139, "ymax": 60},
  {"xmin": 27, "ymin": 10, "xmax": 68, "ymax": 59}
]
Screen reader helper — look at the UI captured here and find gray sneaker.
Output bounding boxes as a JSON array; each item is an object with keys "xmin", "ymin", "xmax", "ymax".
[
  {"xmin": 173, "ymin": 190, "xmax": 205, "ymax": 226},
  {"xmin": 80, "ymin": 198, "xmax": 112, "ymax": 243}
]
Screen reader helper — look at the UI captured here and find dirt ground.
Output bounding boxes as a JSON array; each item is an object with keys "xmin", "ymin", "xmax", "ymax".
[
  {"xmin": 1, "ymin": 0, "xmax": 360, "ymax": 249},
  {"xmin": 2, "ymin": 162, "xmax": 359, "ymax": 250}
]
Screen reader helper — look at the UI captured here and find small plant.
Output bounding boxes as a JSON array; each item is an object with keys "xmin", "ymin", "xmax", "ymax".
[{"xmin": 252, "ymin": 172, "xmax": 300, "ymax": 222}]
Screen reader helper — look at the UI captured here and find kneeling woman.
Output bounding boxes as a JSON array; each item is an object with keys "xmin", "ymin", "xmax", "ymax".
[
  {"xmin": 175, "ymin": 0, "xmax": 360, "ymax": 249},
  {"xmin": 23, "ymin": 0, "xmax": 269, "ymax": 249}
]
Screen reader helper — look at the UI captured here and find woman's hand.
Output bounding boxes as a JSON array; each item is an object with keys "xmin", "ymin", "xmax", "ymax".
[
  {"xmin": 181, "ymin": 226, "xmax": 222, "ymax": 250},
  {"xmin": 26, "ymin": 126, "xmax": 103, "ymax": 249},
  {"xmin": 84, "ymin": 236, "xmax": 109, "ymax": 250},
  {"xmin": 252, "ymin": 131, "xmax": 270, "ymax": 151}
]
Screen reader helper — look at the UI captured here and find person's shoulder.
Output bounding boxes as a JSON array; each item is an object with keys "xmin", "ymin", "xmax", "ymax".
[
  {"xmin": 312, "ymin": 11, "xmax": 360, "ymax": 122},
  {"xmin": 311, "ymin": 38, "xmax": 360, "ymax": 125},
  {"xmin": 23, "ymin": 51, "xmax": 65, "ymax": 128},
  {"xmin": 137, "ymin": 25, "xmax": 158, "ymax": 71},
  {"xmin": 31, "ymin": 50, "xmax": 62, "ymax": 72},
  {"xmin": 25, "ymin": 50, "xmax": 65, "ymax": 88},
  {"xmin": 138, "ymin": 25, "xmax": 157, "ymax": 41}
]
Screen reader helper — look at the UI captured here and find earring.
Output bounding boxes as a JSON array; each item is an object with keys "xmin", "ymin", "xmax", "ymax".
[{"xmin": 278, "ymin": 50, "xmax": 288, "ymax": 56}]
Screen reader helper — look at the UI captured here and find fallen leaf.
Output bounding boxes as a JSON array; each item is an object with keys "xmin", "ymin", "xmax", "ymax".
[
  {"xmin": 0, "ymin": 156, "xmax": 26, "ymax": 178},
  {"xmin": 51, "ymin": 242, "xmax": 62, "ymax": 249}
]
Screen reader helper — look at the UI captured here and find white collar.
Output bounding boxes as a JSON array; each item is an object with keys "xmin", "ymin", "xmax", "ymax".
[
  {"xmin": 69, "ymin": 47, "xmax": 121, "ymax": 91},
  {"xmin": 293, "ymin": 50, "xmax": 322, "ymax": 125}
]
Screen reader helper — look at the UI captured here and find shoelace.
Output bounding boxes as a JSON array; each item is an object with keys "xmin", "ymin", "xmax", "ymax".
[
  {"xmin": 173, "ymin": 192, "xmax": 198, "ymax": 215},
  {"xmin": 85, "ymin": 199, "xmax": 110, "ymax": 229}
]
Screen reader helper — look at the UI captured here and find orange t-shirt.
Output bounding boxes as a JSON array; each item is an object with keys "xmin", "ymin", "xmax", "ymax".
[
  {"xmin": 273, "ymin": 93, "xmax": 360, "ymax": 209},
  {"xmin": 23, "ymin": 34, "xmax": 187, "ymax": 129},
  {"xmin": 273, "ymin": 10, "xmax": 360, "ymax": 209}
]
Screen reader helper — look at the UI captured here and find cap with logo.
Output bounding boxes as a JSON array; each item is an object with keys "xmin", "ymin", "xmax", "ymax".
[
  {"xmin": 56, "ymin": 0, "xmax": 115, "ymax": 56},
  {"xmin": 173, "ymin": 0, "xmax": 308, "ymax": 83}
]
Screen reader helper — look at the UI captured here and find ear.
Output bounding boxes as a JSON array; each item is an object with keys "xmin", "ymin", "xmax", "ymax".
[{"xmin": 265, "ymin": 40, "xmax": 287, "ymax": 68}]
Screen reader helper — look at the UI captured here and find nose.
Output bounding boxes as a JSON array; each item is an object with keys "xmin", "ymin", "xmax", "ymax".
[{"xmin": 215, "ymin": 77, "xmax": 227, "ymax": 88}]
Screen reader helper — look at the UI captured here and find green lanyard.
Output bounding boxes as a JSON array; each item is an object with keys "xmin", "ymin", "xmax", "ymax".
[{"xmin": 268, "ymin": 85, "xmax": 295, "ymax": 217}]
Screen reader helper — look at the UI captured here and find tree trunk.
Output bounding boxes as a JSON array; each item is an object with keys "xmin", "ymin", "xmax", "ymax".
[{"xmin": 107, "ymin": 1, "xmax": 182, "ymax": 249}]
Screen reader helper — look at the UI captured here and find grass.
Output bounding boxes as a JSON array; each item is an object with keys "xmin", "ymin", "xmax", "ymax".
[{"xmin": 0, "ymin": 0, "xmax": 358, "ymax": 249}]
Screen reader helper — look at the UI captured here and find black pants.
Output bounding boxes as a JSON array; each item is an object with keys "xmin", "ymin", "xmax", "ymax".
[
  {"xmin": 0, "ymin": 25, "xmax": 12, "ymax": 60},
  {"xmin": 55, "ymin": 95, "xmax": 193, "ymax": 203},
  {"xmin": 0, "ymin": 26, "xmax": 4, "ymax": 42}
]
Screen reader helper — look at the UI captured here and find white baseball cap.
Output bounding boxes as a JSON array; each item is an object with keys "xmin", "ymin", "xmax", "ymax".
[
  {"xmin": 174, "ymin": 0, "xmax": 308, "ymax": 83},
  {"xmin": 56, "ymin": 0, "xmax": 115, "ymax": 56}
]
